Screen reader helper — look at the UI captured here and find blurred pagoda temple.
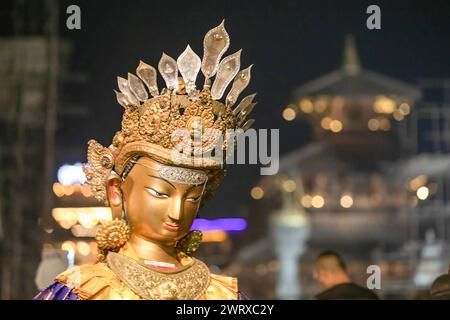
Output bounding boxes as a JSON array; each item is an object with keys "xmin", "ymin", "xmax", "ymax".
[{"xmin": 231, "ymin": 35, "xmax": 450, "ymax": 299}]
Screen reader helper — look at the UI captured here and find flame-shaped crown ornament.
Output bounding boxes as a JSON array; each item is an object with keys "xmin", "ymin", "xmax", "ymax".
[{"xmin": 84, "ymin": 21, "xmax": 257, "ymax": 203}]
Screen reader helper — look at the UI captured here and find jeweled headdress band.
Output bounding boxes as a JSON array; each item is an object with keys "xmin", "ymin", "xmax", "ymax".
[
  {"xmin": 158, "ymin": 166, "xmax": 207, "ymax": 185},
  {"xmin": 121, "ymin": 156, "xmax": 207, "ymax": 185}
]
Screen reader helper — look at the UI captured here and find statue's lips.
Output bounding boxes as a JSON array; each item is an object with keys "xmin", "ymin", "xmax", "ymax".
[{"xmin": 163, "ymin": 222, "xmax": 180, "ymax": 231}]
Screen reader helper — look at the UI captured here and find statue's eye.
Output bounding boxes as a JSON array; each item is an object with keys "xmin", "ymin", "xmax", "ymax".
[
  {"xmin": 186, "ymin": 195, "xmax": 201, "ymax": 203},
  {"xmin": 146, "ymin": 188, "xmax": 169, "ymax": 198}
]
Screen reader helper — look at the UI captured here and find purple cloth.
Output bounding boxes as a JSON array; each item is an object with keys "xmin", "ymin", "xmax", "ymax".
[
  {"xmin": 33, "ymin": 282, "xmax": 79, "ymax": 300},
  {"xmin": 34, "ymin": 281, "xmax": 246, "ymax": 300},
  {"xmin": 238, "ymin": 291, "xmax": 249, "ymax": 300}
]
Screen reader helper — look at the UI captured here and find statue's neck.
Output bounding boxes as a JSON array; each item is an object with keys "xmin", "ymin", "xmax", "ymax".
[{"xmin": 128, "ymin": 234, "xmax": 182, "ymax": 268}]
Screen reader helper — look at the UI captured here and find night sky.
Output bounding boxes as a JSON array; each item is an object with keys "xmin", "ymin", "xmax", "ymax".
[{"xmin": 11, "ymin": 0, "xmax": 450, "ymax": 217}]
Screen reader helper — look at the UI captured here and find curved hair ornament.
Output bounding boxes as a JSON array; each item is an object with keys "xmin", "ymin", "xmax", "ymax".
[
  {"xmin": 158, "ymin": 52, "xmax": 179, "ymax": 92},
  {"xmin": 128, "ymin": 73, "xmax": 148, "ymax": 102},
  {"xmin": 236, "ymin": 102, "xmax": 257, "ymax": 127},
  {"xmin": 177, "ymin": 45, "xmax": 201, "ymax": 94},
  {"xmin": 240, "ymin": 118, "xmax": 255, "ymax": 132},
  {"xmin": 201, "ymin": 20, "xmax": 230, "ymax": 81},
  {"xmin": 210, "ymin": 50, "xmax": 241, "ymax": 100},
  {"xmin": 136, "ymin": 60, "xmax": 159, "ymax": 97},
  {"xmin": 233, "ymin": 93, "xmax": 256, "ymax": 116},
  {"xmin": 83, "ymin": 139, "xmax": 115, "ymax": 203},
  {"xmin": 226, "ymin": 64, "xmax": 253, "ymax": 107},
  {"xmin": 114, "ymin": 90, "xmax": 131, "ymax": 108},
  {"xmin": 117, "ymin": 76, "xmax": 140, "ymax": 106}
]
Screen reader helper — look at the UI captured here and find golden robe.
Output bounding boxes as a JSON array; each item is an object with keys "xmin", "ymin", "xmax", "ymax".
[{"xmin": 40, "ymin": 244, "xmax": 238, "ymax": 300}]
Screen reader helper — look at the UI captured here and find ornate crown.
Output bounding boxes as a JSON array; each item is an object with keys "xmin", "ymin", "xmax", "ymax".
[{"xmin": 84, "ymin": 21, "xmax": 257, "ymax": 203}]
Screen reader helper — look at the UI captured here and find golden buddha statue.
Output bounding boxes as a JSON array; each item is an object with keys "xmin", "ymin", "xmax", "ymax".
[{"xmin": 34, "ymin": 21, "xmax": 256, "ymax": 300}]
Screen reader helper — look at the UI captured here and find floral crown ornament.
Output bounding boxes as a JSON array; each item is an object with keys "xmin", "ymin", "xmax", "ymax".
[{"xmin": 83, "ymin": 21, "xmax": 257, "ymax": 204}]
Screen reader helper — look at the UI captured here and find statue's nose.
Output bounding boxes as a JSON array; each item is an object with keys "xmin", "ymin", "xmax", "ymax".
[{"xmin": 168, "ymin": 197, "xmax": 184, "ymax": 221}]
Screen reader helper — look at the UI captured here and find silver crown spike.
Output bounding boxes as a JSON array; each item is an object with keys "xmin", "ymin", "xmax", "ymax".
[
  {"xmin": 233, "ymin": 93, "xmax": 256, "ymax": 116},
  {"xmin": 136, "ymin": 60, "xmax": 159, "ymax": 97},
  {"xmin": 226, "ymin": 64, "xmax": 253, "ymax": 107},
  {"xmin": 177, "ymin": 45, "xmax": 201, "ymax": 94},
  {"xmin": 128, "ymin": 73, "xmax": 148, "ymax": 102},
  {"xmin": 117, "ymin": 76, "xmax": 140, "ymax": 106},
  {"xmin": 211, "ymin": 50, "xmax": 241, "ymax": 100},
  {"xmin": 201, "ymin": 20, "xmax": 230, "ymax": 81},
  {"xmin": 236, "ymin": 102, "xmax": 257, "ymax": 126},
  {"xmin": 241, "ymin": 119, "xmax": 255, "ymax": 131},
  {"xmin": 114, "ymin": 90, "xmax": 131, "ymax": 108},
  {"xmin": 158, "ymin": 52, "xmax": 179, "ymax": 92}
]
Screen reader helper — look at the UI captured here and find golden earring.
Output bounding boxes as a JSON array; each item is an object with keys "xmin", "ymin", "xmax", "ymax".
[
  {"xmin": 95, "ymin": 218, "xmax": 131, "ymax": 262},
  {"xmin": 175, "ymin": 230, "xmax": 203, "ymax": 256}
]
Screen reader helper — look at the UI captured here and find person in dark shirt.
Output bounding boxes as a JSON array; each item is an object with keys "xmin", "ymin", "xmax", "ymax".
[
  {"xmin": 430, "ymin": 272, "xmax": 450, "ymax": 299},
  {"xmin": 313, "ymin": 250, "xmax": 379, "ymax": 300}
]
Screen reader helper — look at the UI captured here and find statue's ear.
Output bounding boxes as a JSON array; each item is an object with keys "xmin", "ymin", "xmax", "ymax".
[{"xmin": 107, "ymin": 173, "xmax": 123, "ymax": 220}]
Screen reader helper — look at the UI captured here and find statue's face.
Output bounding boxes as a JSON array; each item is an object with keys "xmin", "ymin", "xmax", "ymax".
[{"xmin": 120, "ymin": 157, "xmax": 206, "ymax": 244}]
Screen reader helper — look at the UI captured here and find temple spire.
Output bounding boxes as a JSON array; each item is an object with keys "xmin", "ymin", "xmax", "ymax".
[{"xmin": 342, "ymin": 34, "xmax": 361, "ymax": 75}]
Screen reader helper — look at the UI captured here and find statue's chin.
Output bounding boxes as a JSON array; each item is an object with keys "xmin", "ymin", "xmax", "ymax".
[{"xmin": 131, "ymin": 231, "xmax": 180, "ymax": 245}]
